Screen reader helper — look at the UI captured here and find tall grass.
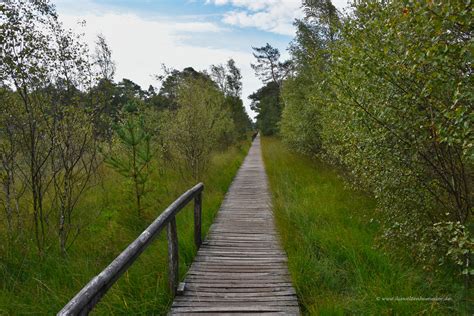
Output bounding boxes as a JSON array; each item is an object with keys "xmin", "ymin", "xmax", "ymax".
[
  {"xmin": 261, "ymin": 137, "xmax": 464, "ymax": 315},
  {"xmin": 0, "ymin": 142, "xmax": 249, "ymax": 315}
]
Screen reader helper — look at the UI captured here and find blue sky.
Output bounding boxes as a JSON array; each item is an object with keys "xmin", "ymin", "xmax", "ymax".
[{"xmin": 55, "ymin": 0, "xmax": 348, "ymax": 118}]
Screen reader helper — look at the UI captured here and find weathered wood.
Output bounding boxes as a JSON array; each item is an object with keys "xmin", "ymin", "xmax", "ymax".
[
  {"xmin": 182, "ymin": 286, "xmax": 296, "ymax": 293},
  {"xmin": 172, "ymin": 301, "xmax": 300, "ymax": 307},
  {"xmin": 57, "ymin": 183, "xmax": 204, "ymax": 315},
  {"xmin": 194, "ymin": 192, "xmax": 202, "ymax": 249},
  {"xmin": 171, "ymin": 306, "xmax": 300, "ymax": 314},
  {"xmin": 167, "ymin": 217, "xmax": 179, "ymax": 295},
  {"xmin": 171, "ymin": 313, "xmax": 292, "ymax": 316},
  {"xmin": 179, "ymin": 289, "xmax": 297, "ymax": 297},
  {"xmin": 170, "ymin": 135, "xmax": 300, "ymax": 315},
  {"xmin": 177, "ymin": 282, "xmax": 186, "ymax": 295},
  {"xmin": 181, "ymin": 292, "xmax": 296, "ymax": 300}
]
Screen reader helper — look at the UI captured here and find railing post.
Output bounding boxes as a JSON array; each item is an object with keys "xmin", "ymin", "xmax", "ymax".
[
  {"xmin": 194, "ymin": 192, "xmax": 202, "ymax": 249},
  {"xmin": 167, "ymin": 217, "xmax": 178, "ymax": 295}
]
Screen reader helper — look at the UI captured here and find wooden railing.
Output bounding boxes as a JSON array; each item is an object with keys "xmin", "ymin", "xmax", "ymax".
[{"xmin": 57, "ymin": 183, "xmax": 204, "ymax": 316}]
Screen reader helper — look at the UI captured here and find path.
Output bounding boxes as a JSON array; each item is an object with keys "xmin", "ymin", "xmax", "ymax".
[{"xmin": 170, "ymin": 136, "xmax": 300, "ymax": 315}]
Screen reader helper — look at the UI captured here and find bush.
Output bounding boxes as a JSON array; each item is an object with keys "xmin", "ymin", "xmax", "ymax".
[{"xmin": 280, "ymin": 0, "xmax": 473, "ymax": 276}]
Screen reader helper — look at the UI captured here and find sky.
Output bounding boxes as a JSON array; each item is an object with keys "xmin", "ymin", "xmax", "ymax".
[{"xmin": 54, "ymin": 0, "xmax": 349, "ymax": 118}]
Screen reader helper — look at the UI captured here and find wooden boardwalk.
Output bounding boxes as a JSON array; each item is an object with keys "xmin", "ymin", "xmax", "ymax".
[{"xmin": 170, "ymin": 136, "xmax": 300, "ymax": 315}]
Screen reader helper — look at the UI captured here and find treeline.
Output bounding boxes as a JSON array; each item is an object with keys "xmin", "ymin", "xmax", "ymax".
[
  {"xmin": 252, "ymin": 0, "xmax": 472, "ymax": 278},
  {"xmin": 0, "ymin": 1, "xmax": 252, "ymax": 256}
]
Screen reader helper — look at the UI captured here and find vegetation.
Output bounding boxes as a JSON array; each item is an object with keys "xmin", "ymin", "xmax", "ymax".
[
  {"xmin": 249, "ymin": 44, "xmax": 292, "ymax": 135},
  {"xmin": 0, "ymin": 0, "xmax": 252, "ymax": 314},
  {"xmin": 249, "ymin": 0, "xmax": 472, "ymax": 296},
  {"xmin": 160, "ymin": 76, "xmax": 234, "ymax": 181},
  {"xmin": 105, "ymin": 109, "xmax": 153, "ymax": 216},
  {"xmin": 0, "ymin": 144, "xmax": 249, "ymax": 314},
  {"xmin": 1, "ymin": 0, "xmax": 472, "ymax": 314},
  {"xmin": 262, "ymin": 137, "xmax": 466, "ymax": 315}
]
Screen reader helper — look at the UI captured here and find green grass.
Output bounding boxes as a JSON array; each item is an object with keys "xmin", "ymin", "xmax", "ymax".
[
  {"xmin": 0, "ymin": 142, "xmax": 250, "ymax": 315},
  {"xmin": 261, "ymin": 137, "xmax": 464, "ymax": 315}
]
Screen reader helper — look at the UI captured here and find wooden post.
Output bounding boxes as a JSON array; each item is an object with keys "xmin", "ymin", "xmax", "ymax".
[
  {"xmin": 194, "ymin": 192, "xmax": 202, "ymax": 249},
  {"xmin": 167, "ymin": 217, "xmax": 178, "ymax": 295}
]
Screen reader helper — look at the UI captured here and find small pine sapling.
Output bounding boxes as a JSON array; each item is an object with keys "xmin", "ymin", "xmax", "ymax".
[{"xmin": 106, "ymin": 107, "xmax": 153, "ymax": 216}]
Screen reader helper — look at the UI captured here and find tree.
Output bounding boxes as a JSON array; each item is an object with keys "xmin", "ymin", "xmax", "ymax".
[
  {"xmin": 52, "ymin": 107, "xmax": 98, "ymax": 254},
  {"xmin": 210, "ymin": 59, "xmax": 252, "ymax": 139},
  {"xmin": 280, "ymin": 10, "xmax": 331, "ymax": 153},
  {"xmin": 210, "ymin": 64, "xmax": 227, "ymax": 95},
  {"xmin": 105, "ymin": 107, "xmax": 153, "ymax": 216},
  {"xmin": 225, "ymin": 59, "xmax": 243, "ymax": 98},
  {"xmin": 301, "ymin": 0, "xmax": 339, "ymax": 42},
  {"xmin": 94, "ymin": 34, "xmax": 116, "ymax": 81},
  {"xmin": 249, "ymin": 44, "xmax": 293, "ymax": 135},
  {"xmin": 90, "ymin": 34, "xmax": 117, "ymax": 140},
  {"xmin": 114, "ymin": 78, "xmax": 146, "ymax": 105},
  {"xmin": 1, "ymin": 0, "xmax": 101, "ymax": 254},
  {"xmin": 249, "ymin": 82, "xmax": 281, "ymax": 136},
  {"xmin": 210, "ymin": 59, "xmax": 243, "ymax": 97},
  {"xmin": 226, "ymin": 95, "xmax": 252, "ymax": 140},
  {"xmin": 162, "ymin": 77, "xmax": 234, "ymax": 181},
  {"xmin": 251, "ymin": 43, "xmax": 293, "ymax": 87},
  {"xmin": 156, "ymin": 67, "xmax": 211, "ymax": 110},
  {"xmin": 0, "ymin": 89, "xmax": 24, "ymax": 239},
  {"xmin": 1, "ymin": 0, "xmax": 65, "ymax": 253},
  {"xmin": 88, "ymin": 78, "xmax": 117, "ymax": 140}
]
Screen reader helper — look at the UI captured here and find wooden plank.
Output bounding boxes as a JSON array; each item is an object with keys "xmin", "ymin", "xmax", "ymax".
[
  {"xmin": 184, "ymin": 282, "xmax": 294, "ymax": 288},
  {"xmin": 172, "ymin": 301, "xmax": 300, "ymax": 307},
  {"xmin": 172, "ymin": 313, "xmax": 292, "ymax": 316},
  {"xmin": 179, "ymin": 290, "xmax": 297, "ymax": 298},
  {"xmin": 186, "ymin": 271, "xmax": 290, "ymax": 277},
  {"xmin": 182, "ymin": 286, "xmax": 296, "ymax": 293},
  {"xmin": 169, "ymin": 136, "xmax": 300, "ymax": 315},
  {"xmin": 171, "ymin": 306, "xmax": 300, "ymax": 313},
  {"xmin": 174, "ymin": 293, "xmax": 295, "ymax": 302}
]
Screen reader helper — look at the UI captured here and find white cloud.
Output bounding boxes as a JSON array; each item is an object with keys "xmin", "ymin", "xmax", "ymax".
[
  {"xmin": 59, "ymin": 12, "xmax": 259, "ymax": 117},
  {"xmin": 207, "ymin": 0, "xmax": 303, "ymax": 36},
  {"xmin": 172, "ymin": 21, "xmax": 224, "ymax": 33},
  {"xmin": 222, "ymin": 9, "xmax": 299, "ymax": 37},
  {"xmin": 206, "ymin": 0, "xmax": 278, "ymax": 11},
  {"xmin": 207, "ymin": 0, "xmax": 349, "ymax": 11},
  {"xmin": 207, "ymin": 0, "xmax": 350, "ymax": 36}
]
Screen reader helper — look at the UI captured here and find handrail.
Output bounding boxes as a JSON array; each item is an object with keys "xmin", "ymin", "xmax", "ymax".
[{"xmin": 58, "ymin": 183, "xmax": 204, "ymax": 316}]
